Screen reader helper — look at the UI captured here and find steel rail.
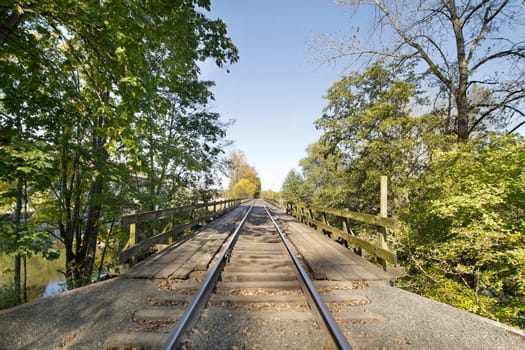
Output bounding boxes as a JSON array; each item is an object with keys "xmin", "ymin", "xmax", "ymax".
[
  {"xmin": 162, "ymin": 202, "xmax": 254, "ymax": 350},
  {"xmin": 264, "ymin": 206, "xmax": 353, "ymax": 350}
]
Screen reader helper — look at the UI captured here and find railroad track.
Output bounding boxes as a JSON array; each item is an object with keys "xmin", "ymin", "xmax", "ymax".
[{"xmin": 105, "ymin": 200, "xmax": 382, "ymax": 349}]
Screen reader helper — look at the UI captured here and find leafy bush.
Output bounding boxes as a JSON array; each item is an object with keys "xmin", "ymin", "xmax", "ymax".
[{"xmin": 399, "ymin": 134, "xmax": 525, "ymax": 328}]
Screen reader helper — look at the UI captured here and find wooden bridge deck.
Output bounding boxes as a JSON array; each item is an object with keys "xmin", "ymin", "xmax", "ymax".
[
  {"xmin": 121, "ymin": 207, "xmax": 243, "ymax": 280},
  {"xmin": 0, "ymin": 202, "xmax": 523, "ymax": 349},
  {"xmin": 122, "ymin": 202, "xmax": 393, "ymax": 284},
  {"xmin": 278, "ymin": 213, "xmax": 393, "ymax": 283}
]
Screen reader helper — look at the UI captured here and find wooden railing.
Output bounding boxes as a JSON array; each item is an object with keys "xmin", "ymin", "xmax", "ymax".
[
  {"xmin": 117, "ymin": 199, "xmax": 241, "ymax": 265},
  {"xmin": 263, "ymin": 198, "xmax": 286, "ymax": 210},
  {"xmin": 286, "ymin": 202, "xmax": 398, "ymax": 269}
]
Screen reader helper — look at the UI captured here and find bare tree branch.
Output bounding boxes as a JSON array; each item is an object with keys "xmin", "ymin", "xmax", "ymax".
[
  {"xmin": 508, "ymin": 119, "xmax": 525, "ymax": 134},
  {"xmin": 324, "ymin": 0, "xmax": 525, "ymax": 139},
  {"xmin": 471, "ymin": 45, "xmax": 525, "ymax": 72}
]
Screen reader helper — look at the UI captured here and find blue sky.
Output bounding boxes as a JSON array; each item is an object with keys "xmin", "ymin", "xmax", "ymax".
[{"xmin": 201, "ymin": 1, "xmax": 358, "ymax": 191}]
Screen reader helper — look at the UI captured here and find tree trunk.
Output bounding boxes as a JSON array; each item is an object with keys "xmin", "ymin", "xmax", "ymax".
[
  {"xmin": 77, "ymin": 115, "xmax": 108, "ymax": 286},
  {"xmin": 78, "ymin": 172, "xmax": 103, "ymax": 285},
  {"xmin": 13, "ymin": 255, "xmax": 21, "ymax": 304},
  {"xmin": 450, "ymin": 2, "xmax": 470, "ymax": 142},
  {"xmin": 23, "ymin": 256, "xmax": 27, "ymax": 303},
  {"xmin": 13, "ymin": 178, "xmax": 23, "ymax": 304},
  {"xmin": 58, "ymin": 131, "xmax": 76, "ymax": 287},
  {"xmin": 455, "ymin": 93, "xmax": 470, "ymax": 142}
]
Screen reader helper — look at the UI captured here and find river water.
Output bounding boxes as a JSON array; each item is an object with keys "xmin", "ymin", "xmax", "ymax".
[
  {"xmin": 41, "ymin": 278, "xmax": 68, "ymax": 298},
  {"xmin": 0, "ymin": 252, "xmax": 68, "ymax": 307}
]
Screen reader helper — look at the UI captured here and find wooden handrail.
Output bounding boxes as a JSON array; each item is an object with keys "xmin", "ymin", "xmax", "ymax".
[
  {"xmin": 286, "ymin": 202, "xmax": 397, "ymax": 268},
  {"xmin": 117, "ymin": 199, "xmax": 241, "ymax": 266},
  {"xmin": 121, "ymin": 199, "xmax": 237, "ymax": 226},
  {"xmin": 303, "ymin": 205, "xmax": 398, "ymax": 230}
]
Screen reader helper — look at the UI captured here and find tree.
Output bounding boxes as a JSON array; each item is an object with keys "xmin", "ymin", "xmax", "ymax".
[
  {"xmin": 260, "ymin": 189, "xmax": 280, "ymax": 200},
  {"xmin": 400, "ymin": 134, "xmax": 525, "ymax": 327},
  {"xmin": 281, "ymin": 169, "xmax": 308, "ymax": 203},
  {"xmin": 312, "ymin": 61, "xmax": 448, "ymax": 212},
  {"xmin": 231, "ymin": 178, "xmax": 257, "ymax": 198},
  {"xmin": 0, "ymin": 135, "xmax": 57, "ymax": 304},
  {"xmin": 297, "ymin": 59, "xmax": 524, "ymax": 327},
  {"xmin": 227, "ymin": 150, "xmax": 261, "ymax": 198},
  {"xmin": 329, "ymin": 0, "xmax": 525, "ymax": 141},
  {"xmin": 1, "ymin": 1, "xmax": 238, "ymax": 287}
]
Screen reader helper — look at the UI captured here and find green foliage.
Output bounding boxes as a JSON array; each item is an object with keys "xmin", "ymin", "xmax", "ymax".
[
  {"xmin": 299, "ymin": 62, "xmax": 449, "ymax": 213},
  {"xmin": 299, "ymin": 141, "xmax": 348, "ymax": 207},
  {"xmin": 0, "ymin": 280, "xmax": 17, "ymax": 310},
  {"xmin": 281, "ymin": 169, "xmax": 308, "ymax": 204},
  {"xmin": 2, "ymin": 227, "xmax": 59, "ymax": 261},
  {"xmin": 400, "ymin": 134, "xmax": 525, "ymax": 327},
  {"xmin": 260, "ymin": 190, "xmax": 280, "ymax": 200},
  {"xmin": 1, "ymin": 1, "xmax": 238, "ymax": 287},
  {"xmin": 291, "ymin": 60, "xmax": 525, "ymax": 329},
  {"xmin": 227, "ymin": 150, "xmax": 261, "ymax": 198},
  {"xmin": 231, "ymin": 178, "xmax": 257, "ymax": 198}
]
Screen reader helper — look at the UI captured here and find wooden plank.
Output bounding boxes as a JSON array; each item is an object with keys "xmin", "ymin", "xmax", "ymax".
[
  {"xmin": 296, "ymin": 226, "xmax": 354, "ymax": 267},
  {"xmin": 345, "ymin": 263, "xmax": 392, "ymax": 281},
  {"xmin": 121, "ymin": 204, "xmax": 197, "ymax": 225},
  {"xmin": 122, "ymin": 263, "xmax": 165, "ymax": 279},
  {"xmin": 119, "ymin": 209, "xmax": 229, "ymax": 264},
  {"xmin": 294, "ymin": 204, "xmax": 398, "ymax": 230},
  {"xmin": 209, "ymin": 294, "xmax": 307, "ymax": 305},
  {"xmin": 149, "ymin": 294, "xmax": 192, "ymax": 305},
  {"xmin": 103, "ymin": 332, "xmax": 169, "ymax": 350},
  {"xmin": 230, "ymin": 251, "xmax": 286, "ymax": 258},
  {"xmin": 121, "ymin": 199, "xmax": 238, "ymax": 225},
  {"xmin": 321, "ymin": 294, "xmax": 370, "ymax": 304},
  {"xmin": 118, "ymin": 222, "xmax": 193, "ymax": 264},
  {"xmin": 221, "ymin": 271, "xmax": 297, "ymax": 282},
  {"xmin": 224, "ymin": 263, "xmax": 294, "ymax": 273},
  {"xmin": 151, "ymin": 230, "xmax": 226, "ymax": 279},
  {"xmin": 133, "ymin": 307, "xmax": 185, "ymax": 322},
  {"xmin": 206, "ymin": 309, "xmax": 315, "ymax": 321},
  {"xmin": 122, "ymin": 204, "xmax": 245, "ymax": 279},
  {"xmin": 289, "ymin": 234, "xmax": 332, "ymax": 267},
  {"xmin": 152, "ymin": 238, "xmax": 212, "ymax": 279},
  {"xmin": 284, "ymin": 216, "xmax": 395, "ymax": 283},
  {"xmin": 295, "ymin": 210, "xmax": 397, "ymax": 264},
  {"xmin": 123, "ymin": 238, "xmax": 204, "ymax": 278},
  {"xmin": 155, "ymin": 205, "xmax": 246, "ymax": 278},
  {"xmin": 332, "ymin": 311, "xmax": 386, "ymax": 322},
  {"xmin": 217, "ymin": 281, "xmax": 301, "ymax": 291}
]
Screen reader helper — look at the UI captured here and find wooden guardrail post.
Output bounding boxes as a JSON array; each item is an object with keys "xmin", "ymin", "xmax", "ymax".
[
  {"xmin": 128, "ymin": 210, "xmax": 138, "ymax": 248},
  {"xmin": 301, "ymin": 206, "xmax": 307, "ymax": 224},
  {"xmin": 377, "ymin": 176, "xmax": 389, "ymax": 270},
  {"xmin": 322, "ymin": 211, "xmax": 328, "ymax": 225},
  {"xmin": 308, "ymin": 208, "xmax": 314, "ymax": 228},
  {"xmin": 129, "ymin": 222, "xmax": 137, "ymax": 247},
  {"xmin": 285, "ymin": 180, "xmax": 397, "ymax": 269},
  {"xmin": 128, "ymin": 211, "xmax": 140, "ymax": 265},
  {"xmin": 168, "ymin": 213, "xmax": 175, "ymax": 244},
  {"xmin": 343, "ymin": 218, "xmax": 362, "ymax": 256}
]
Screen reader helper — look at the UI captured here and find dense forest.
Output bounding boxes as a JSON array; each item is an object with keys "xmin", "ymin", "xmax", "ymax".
[
  {"xmin": 282, "ymin": 1, "xmax": 525, "ymax": 328},
  {"xmin": 0, "ymin": 0, "xmax": 237, "ymax": 304}
]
